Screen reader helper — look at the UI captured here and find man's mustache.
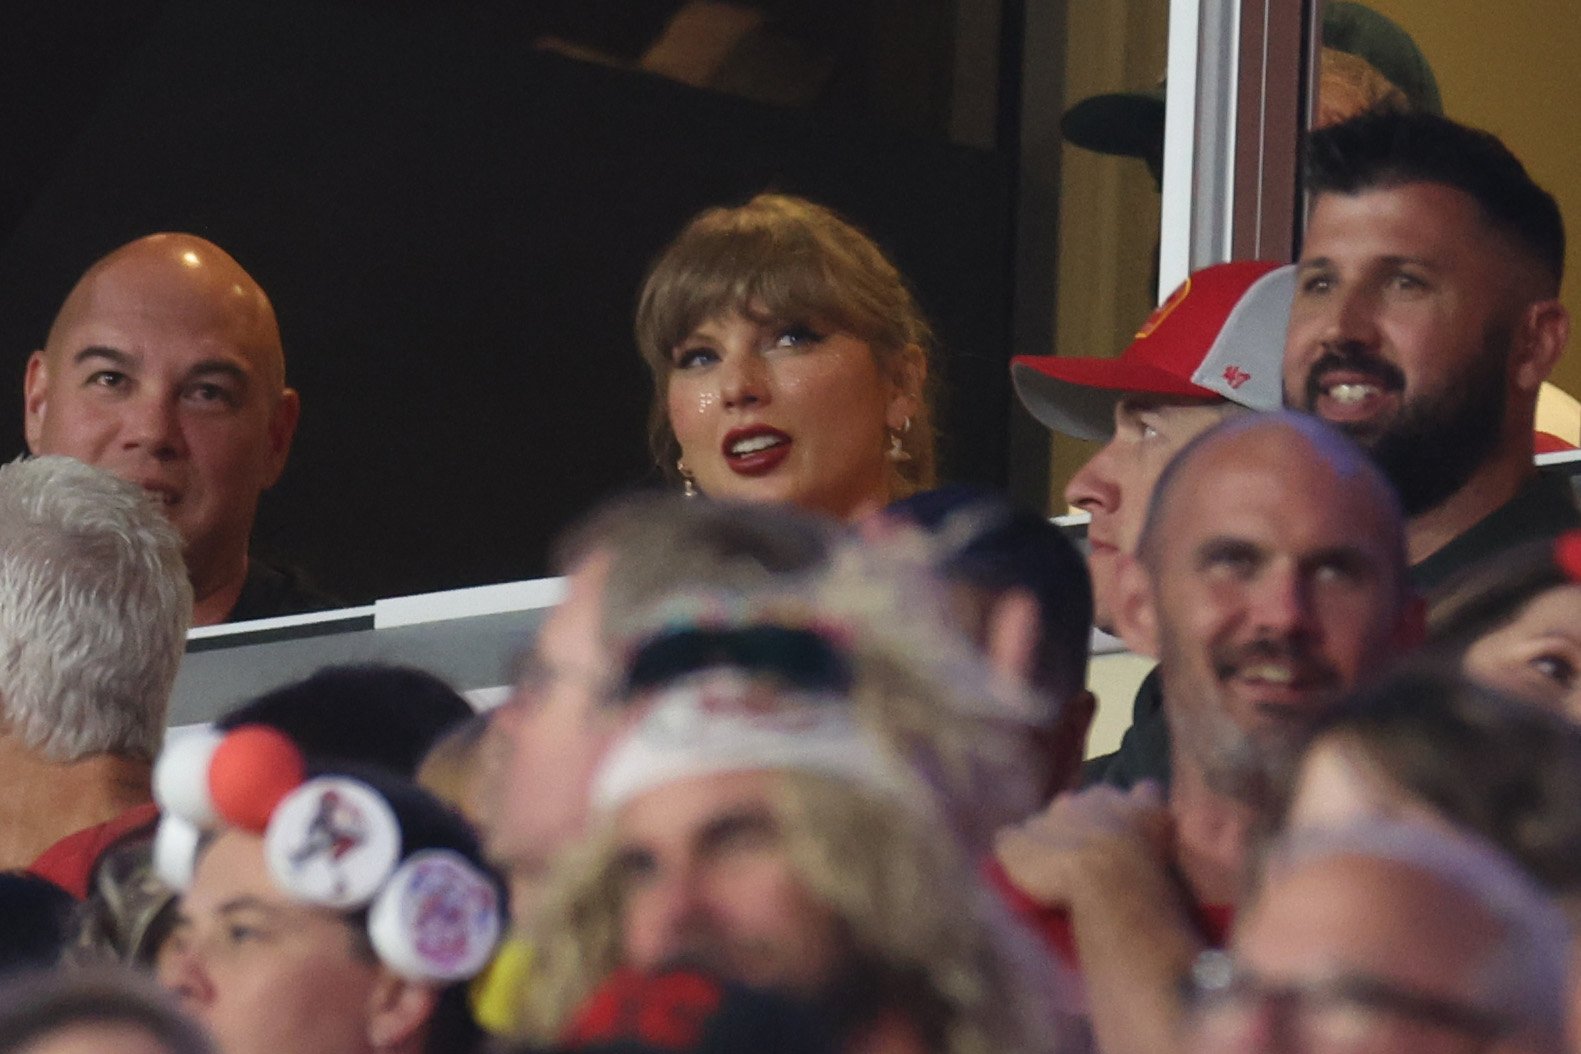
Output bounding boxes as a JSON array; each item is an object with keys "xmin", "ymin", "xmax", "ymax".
[
  {"xmin": 1212, "ymin": 636, "xmax": 1339, "ymax": 690},
  {"xmin": 1302, "ymin": 344, "xmax": 1406, "ymax": 407}
]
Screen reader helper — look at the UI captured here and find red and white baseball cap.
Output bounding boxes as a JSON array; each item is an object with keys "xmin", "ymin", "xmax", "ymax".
[{"xmin": 1012, "ymin": 260, "xmax": 1295, "ymax": 440}]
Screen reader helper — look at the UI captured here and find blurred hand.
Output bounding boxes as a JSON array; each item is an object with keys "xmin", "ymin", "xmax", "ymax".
[{"xmin": 994, "ymin": 780, "xmax": 1174, "ymax": 908}]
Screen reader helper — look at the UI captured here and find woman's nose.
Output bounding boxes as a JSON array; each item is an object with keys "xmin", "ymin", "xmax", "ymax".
[
  {"xmin": 156, "ymin": 931, "xmax": 216, "ymax": 1010},
  {"xmin": 718, "ymin": 352, "xmax": 770, "ymax": 409}
]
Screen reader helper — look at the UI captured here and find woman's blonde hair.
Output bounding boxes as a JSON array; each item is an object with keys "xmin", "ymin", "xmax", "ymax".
[
  {"xmin": 521, "ymin": 771, "xmax": 1063, "ymax": 1054},
  {"xmin": 635, "ymin": 193, "xmax": 937, "ymax": 496}
]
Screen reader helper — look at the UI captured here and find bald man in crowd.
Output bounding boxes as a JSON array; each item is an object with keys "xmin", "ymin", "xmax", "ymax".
[
  {"xmin": 23, "ymin": 233, "xmax": 329, "ymax": 625},
  {"xmin": 996, "ymin": 413, "xmax": 1418, "ymax": 1054}
]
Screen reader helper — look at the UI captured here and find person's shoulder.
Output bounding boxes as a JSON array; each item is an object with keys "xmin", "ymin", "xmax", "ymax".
[
  {"xmin": 28, "ymin": 802, "xmax": 160, "ymax": 901},
  {"xmin": 1080, "ymin": 667, "xmax": 1171, "ymax": 791},
  {"xmin": 1410, "ymin": 472, "xmax": 1581, "ymax": 593}
]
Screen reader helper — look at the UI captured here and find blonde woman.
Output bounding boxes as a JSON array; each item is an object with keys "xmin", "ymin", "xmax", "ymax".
[{"xmin": 636, "ymin": 194, "xmax": 935, "ymax": 520}]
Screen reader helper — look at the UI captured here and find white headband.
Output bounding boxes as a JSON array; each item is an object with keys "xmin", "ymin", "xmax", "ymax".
[{"xmin": 592, "ymin": 671, "xmax": 909, "ymax": 813}]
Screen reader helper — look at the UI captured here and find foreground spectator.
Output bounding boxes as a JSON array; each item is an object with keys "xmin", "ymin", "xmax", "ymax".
[
  {"xmin": 0, "ymin": 457, "xmax": 190, "ymax": 890},
  {"xmin": 156, "ymin": 734, "xmax": 504, "ymax": 1054},
  {"xmin": 490, "ymin": 493, "xmax": 834, "ymax": 916},
  {"xmin": 0, "ymin": 969, "xmax": 212, "ymax": 1054},
  {"xmin": 1274, "ymin": 666, "xmax": 1581, "ymax": 1040},
  {"xmin": 1284, "ymin": 108, "xmax": 1576, "ymax": 591},
  {"xmin": 72, "ymin": 665, "xmax": 477, "ymax": 970},
  {"xmin": 1188, "ymin": 822, "xmax": 1567, "ymax": 1054},
  {"xmin": 1279, "ymin": 667, "xmax": 1581, "ymax": 898},
  {"xmin": 995, "ymin": 413, "xmax": 1416, "ymax": 1054},
  {"xmin": 522, "ymin": 618, "xmax": 1066, "ymax": 1054},
  {"xmin": 888, "ymin": 485, "xmax": 1096, "ymax": 803}
]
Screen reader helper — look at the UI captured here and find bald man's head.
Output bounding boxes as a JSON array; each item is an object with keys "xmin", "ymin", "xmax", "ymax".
[
  {"xmin": 45, "ymin": 234, "xmax": 285, "ymax": 390},
  {"xmin": 24, "ymin": 233, "xmax": 299, "ymax": 623},
  {"xmin": 1138, "ymin": 412, "xmax": 1408, "ymax": 584},
  {"xmin": 1117, "ymin": 412, "xmax": 1415, "ymax": 798}
]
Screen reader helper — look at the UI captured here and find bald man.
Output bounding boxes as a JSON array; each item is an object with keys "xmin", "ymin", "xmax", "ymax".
[
  {"xmin": 996, "ymin": 413, "xmax": 1418, "ymax": 1054},
  {"xmin": 23, "ymin": 233, "xmax": 320, "ymax": 626}
]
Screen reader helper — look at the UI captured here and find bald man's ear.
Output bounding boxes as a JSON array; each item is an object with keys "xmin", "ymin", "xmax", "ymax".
[
  {"xmin": 1512, "ymin": 299, "xmax": 1569, "ymax": 395},
  {"xmin": 22, "ymin": 351, "xmax": 50, "ymax": 455},
  {"xmin": 1113, "ymin": 552, "xmax": 1159, "ymax": 658},
  {"xmin": 364, "ymin": 969, "xmax": 437, "ymax": 1052},
  {"xmin": 263, "ymin": 387, "xmax": 301, "ymax": 487}
]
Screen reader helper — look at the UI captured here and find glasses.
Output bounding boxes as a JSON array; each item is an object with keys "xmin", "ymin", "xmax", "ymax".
[{"xmin": 1184, "ymin": 950, "xmax": 1513, "ymax": 1052}]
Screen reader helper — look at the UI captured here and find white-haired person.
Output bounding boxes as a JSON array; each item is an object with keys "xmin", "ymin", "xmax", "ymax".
[
  {"xmin": 0, "ymin": 455, "xmax": 191, "ymax": 892},
  {"xmin": 519, "ymin": 612, "xmax": 1072, "ymax": 1054},
  {"xmin": 152, "ymin": 726, "xmax": 506, "ymax": 1054}
]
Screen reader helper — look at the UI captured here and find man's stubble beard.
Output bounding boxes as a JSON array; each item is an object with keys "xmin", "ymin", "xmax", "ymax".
[
  {"xmin": 1305, "ymin": 318, "xmax": 1513, "ymax": 517},
  {"xmin": 1160, "ymin": 628, "xmax": 1316, "ymax": 809}
]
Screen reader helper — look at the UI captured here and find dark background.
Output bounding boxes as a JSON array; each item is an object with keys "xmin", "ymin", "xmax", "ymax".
[{"xmin": 0, "ymin": 0, "xmax": 1019, "ymax": 603}]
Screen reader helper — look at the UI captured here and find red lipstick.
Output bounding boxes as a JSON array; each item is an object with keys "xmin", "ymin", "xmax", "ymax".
[{"xmin": 722, "ymin": 426, "xmax": 792, "ymax": 477}]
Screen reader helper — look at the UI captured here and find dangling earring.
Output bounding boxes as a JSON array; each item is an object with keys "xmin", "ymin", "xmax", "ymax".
[
  {"xmin": 677, "ymin": 458, "xmax": 699, "ymax": 498},
  {"xmin": 887, "ymin": 417, "xmax": 913, "ymax": 463}
]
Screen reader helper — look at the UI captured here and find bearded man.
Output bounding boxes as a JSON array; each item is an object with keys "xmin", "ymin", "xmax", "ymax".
[{"xmin": 1283, "ymin": 108, "xmax": 1574, "ymax": 592}]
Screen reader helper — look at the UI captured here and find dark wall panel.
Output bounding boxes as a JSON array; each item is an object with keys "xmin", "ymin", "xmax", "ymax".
[{"xmin": 0, "ymin": 0, "xmax": 1014, "ymax": 602}]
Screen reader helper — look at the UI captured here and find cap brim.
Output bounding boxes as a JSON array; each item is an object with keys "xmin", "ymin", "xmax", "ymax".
[
  {"xmin": 1012, "ymin": 356, "xmax": 1218, "ymax": 441},
  {"xmin": 1060, "ymin": 94, "xmax": 1166, "ymax": 160}
]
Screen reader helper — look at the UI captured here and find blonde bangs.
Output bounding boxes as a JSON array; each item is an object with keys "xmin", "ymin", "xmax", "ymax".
[
  {"xmin": 637, "ymin": 196, "xmax": 922, "ymax": 374},
  {"xmin": 635, "ymin": 194, "xmax": 938, "ymax": 490}
]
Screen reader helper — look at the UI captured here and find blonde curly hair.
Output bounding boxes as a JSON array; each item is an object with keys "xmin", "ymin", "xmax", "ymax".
[{"xmin": 520, "ymin": 769, "xmax": 1066, "ymax": 1054}]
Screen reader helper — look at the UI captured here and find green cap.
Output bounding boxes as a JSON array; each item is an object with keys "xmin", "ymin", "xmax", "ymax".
[{"xmin": 1061, "ymin": 1, "xmax": 1441, "ymax": 164}]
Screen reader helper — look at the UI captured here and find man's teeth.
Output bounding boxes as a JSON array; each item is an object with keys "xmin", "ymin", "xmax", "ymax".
[
  {"xmin": 730, "ymin": 434, "xmax": 787, "ymax": 455},
  {"xmin": 1327, "ymin": 382, "xmax": 1380, "ymax": 405},
  {"xmin": 1241, "ymin": 664, "xmax": 1294, "ymax": 684}
]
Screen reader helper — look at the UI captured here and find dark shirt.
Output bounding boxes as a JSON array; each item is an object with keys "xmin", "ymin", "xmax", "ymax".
[
  {"xmin": 228, "ymin": 559, "xmax": 341, "ymax": 623},
  {"xmin": 1082, "ymin": 471, "xmax": 1581, "ymax": 791},
  {"xmin": 1409, "ymin": 471, "xmax": 1581, "ymax": 594},
  {"xmin": 1081, "ymin": 667, "xmax": 1167, "ymax": 790}
]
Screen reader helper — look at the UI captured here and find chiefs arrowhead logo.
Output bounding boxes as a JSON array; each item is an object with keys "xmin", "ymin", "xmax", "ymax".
[
  {"xmin": 1135, "ymin": 277, "xmax": 1192, "ymax": 340},
  {"xmin": 1222, "ymin": 365, "xmax": 1251, "ymax": 390}
]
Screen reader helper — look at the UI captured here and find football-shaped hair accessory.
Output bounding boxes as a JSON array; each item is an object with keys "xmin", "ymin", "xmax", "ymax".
[
  {"xmin": 152, "ymin": 727, "xmax": 225, "ymax": 827},
  {"xmin": 152, "ymin": 813, "xmax": 203, "ymax": 891},
  {"xmin": 208, "ymin": 725, "xmax": 307, "ymax": 833}
]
